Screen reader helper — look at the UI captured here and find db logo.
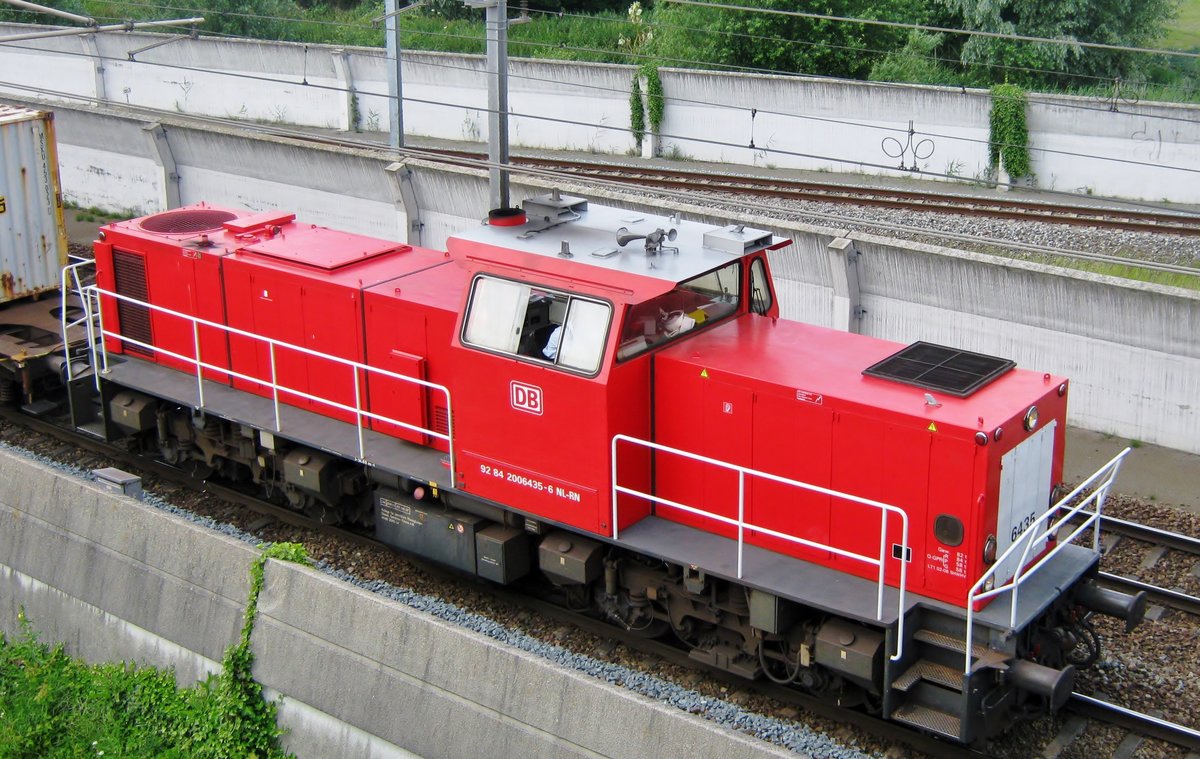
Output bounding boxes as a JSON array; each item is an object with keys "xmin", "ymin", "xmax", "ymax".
[{"xmin": 510, "ymin": 381, "xmax": 543, "ymax": 415}]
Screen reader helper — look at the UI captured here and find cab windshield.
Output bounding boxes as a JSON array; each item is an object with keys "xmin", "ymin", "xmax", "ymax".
[{"xmin": 617, "ymin": 260, "xmax": 741, "ymax": 360}]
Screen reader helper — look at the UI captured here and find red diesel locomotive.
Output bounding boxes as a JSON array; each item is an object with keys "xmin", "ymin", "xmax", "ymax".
[{"xmin": 75, "ymin": 193, "xmax": 1143, "ymax": 744}]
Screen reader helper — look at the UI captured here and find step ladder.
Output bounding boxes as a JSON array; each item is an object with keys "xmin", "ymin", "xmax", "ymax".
[{"xmin": 889, "ymin": 628, "xmax": 992, "ymax": 741}]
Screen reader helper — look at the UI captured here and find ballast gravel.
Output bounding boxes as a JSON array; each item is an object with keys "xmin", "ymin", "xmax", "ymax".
[{"xmin": 673, "ymin": 187, "xmax": 1200, "ymax": 270}]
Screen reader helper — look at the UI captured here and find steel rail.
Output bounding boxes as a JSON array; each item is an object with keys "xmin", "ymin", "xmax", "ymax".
[
  {"xmin": 1090, "ymin": 513, "xmax": 1200, "ymax": 555},
  {"xmin": 1096, "ymin": 571, "xmax": 1200, "ymax": 616},
  {"xmin": 552, "ymin": 168, "xmax": 1200, "ymax": 233},
  {"xmin": 13, "ymin": 91, "xmax": 1192, "ymax": 280},
  {"xmin": 1067, "ymin": 693, "xmax": 1200, "ymax": 751},
  {"xmin": 1062, "ymin": 511, "xmax": 1200, "ymax": 614}
]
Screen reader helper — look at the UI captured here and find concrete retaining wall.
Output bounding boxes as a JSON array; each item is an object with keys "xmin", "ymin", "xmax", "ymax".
[
  {"xmin": 0, "ymin": 447, "xmax": 796, "ymax": 758},
  {"xmin": 2, "ymin": 23, "xmax": 1198, "ymax": 202},
  {"xmin": 3, "ymin": 95, "xmax": 1197, "ymax": 454}
]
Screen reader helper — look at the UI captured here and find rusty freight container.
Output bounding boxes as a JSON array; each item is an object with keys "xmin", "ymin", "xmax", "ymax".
[{"xmin": 0, "ymin": 105, "xmax": 69, "ymax": 303}]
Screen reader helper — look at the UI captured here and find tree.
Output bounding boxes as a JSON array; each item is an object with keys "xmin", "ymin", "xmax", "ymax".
[
  {"xmin": 938, "ymin": 0, "xmax": 1180, "ymax": 88},
  {"xmin": 648, "ymin": 0, "xmax": 933, "ymax": 80},
  {"xmin": 869, "ymin": 29, "xmax": 965, "ymax": 85}
]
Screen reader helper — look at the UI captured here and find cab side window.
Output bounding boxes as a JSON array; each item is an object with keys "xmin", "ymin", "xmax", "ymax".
[
  {"xmin": 463, "ymin": 277, "xmax": 528, "ymax": 353},
  {"xmin": 750, "ymin": 257, "xmax": 773, "ymax": 315},
  {"xmin": 462, "ymin": 275, "xmax": 611, "ymax": 376}
]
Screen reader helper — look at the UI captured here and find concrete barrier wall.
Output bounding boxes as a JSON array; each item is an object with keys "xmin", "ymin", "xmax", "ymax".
[
  {"xmin": 4, "ymin": 96, "xmax": 1196, "ymax": 453},
  {"xmin": 0, "ymin": 448, "xmax": 796, "ymax": 759},
  {"xmin": 1, "ymin": 23, "xmax": 1198, "ymax": 202}
]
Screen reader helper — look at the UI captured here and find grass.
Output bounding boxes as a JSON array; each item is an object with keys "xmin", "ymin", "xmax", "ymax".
[
  {"xmin": 1012, "ymin": 252, "xmax": 1200, "ymax": 291},
  {"xmin": 73, "ymin": 207, "xmax": 124, "ymax": 224},
  {"xmin": 1163, "ymin": 0, "xmax": 1200, "ymax": 51},
  {"xmin": 399, "ymin": 12, "xmax": 636, "ymax": 63}
]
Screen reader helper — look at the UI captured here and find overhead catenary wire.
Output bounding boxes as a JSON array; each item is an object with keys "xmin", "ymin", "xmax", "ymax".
[
  {"xmin": 1, "ymin": 13, "xmax": 1198, "ymax": 219},
  {"xmin": 3, "ymin": 73, "xmax": 1197, "ymax": 228},
  {"xmin": 3, "ymin": 27, "xmax": 1200, "ymax": 221},
  {"xmin": 2, "ymin": 7, "xmax": 1190, "ymax": 151},
  {"xmin": 8, "ymin": 1, "xmax": 1197, "ymax": 126},
  {"xmin": 6, "ymin": 32, "xmax": 1200, "ymax": 200},
  {"xmin": 3, "ymin": 79, "xmax": 1193, "ymax": 280},
  {"xmin": 17, "ymin": 0, "xmax": 1200, "ymax": 105}
]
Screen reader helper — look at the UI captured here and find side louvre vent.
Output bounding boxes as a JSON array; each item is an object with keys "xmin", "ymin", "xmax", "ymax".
[
  {"xmin": 111, "ymin": 250, "xmax": 154, "ymax": 357},
  {"xmin": 433, "ymin": 405, "xmax": 450, "ymax": 436}
]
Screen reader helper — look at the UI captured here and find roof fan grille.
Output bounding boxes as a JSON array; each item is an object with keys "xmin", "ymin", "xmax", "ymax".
[
  {"xmin": 863, "ymin": 341, "xmax": 1015, "ymax": 397},
  {"xmin": 138, "ymin": 209, "xmax": 238, "ymax": 235}
]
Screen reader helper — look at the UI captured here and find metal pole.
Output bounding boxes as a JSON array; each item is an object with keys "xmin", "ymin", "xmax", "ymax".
[
  {"xmin": 353, "ymin": 366, "xmax": 365, "ymax": 459},
  {"xmin": 1, "ymin": 0, "xmax": 93, "ymax": 24},
  {"xmin": 0, "ymin": 17, "xmax": 205, "ymax": 44},
  {"xmin": 384, "ymin": 0, "xmax": 404, "ymax": 148},
  {"xmin": 269, "ymin": 342, "xmax": 281, "ymax": 431},
  {"xmin": 193, "ymin": 321, "xmax": 204, "ymax": 407},
  {"xmin": 736, "ymin": 471, "xmax": 744, "ymax": 579},
  {"xmin": 485, "ymin": 0, "xmax": 510, "ymax": 209}
]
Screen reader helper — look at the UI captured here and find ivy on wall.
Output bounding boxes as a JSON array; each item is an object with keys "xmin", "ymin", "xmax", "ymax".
[
  {"xmin": 630, "ymin": 76, "xmax": 645, "ymax": 150},
  {"xmin": 629, "ymin": 64, "xmax": 663, "ymax": 152},
  {"xmin": 643, "ymin": 64, "xmax": 664, "ymax": 133},
  {"xmin": 209, "ymin": 542, "xmax": 311, "ymax": 757},
  {"xmin": 989, "ymin": 83, "xmax": 1031, "ymax": 179}
]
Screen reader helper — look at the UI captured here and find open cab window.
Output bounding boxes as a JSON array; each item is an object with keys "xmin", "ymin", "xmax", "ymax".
[
  {"xmin": 462, "ymin": 275, "xmax": 612, "ymax": 375},
  {"xmin": 617, "ymin": 260, "xmax": 742, "ymax": 360}
]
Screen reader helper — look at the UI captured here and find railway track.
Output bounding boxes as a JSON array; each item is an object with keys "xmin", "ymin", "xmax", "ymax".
[
  {"xmin": 5, "ymin": 406, "xmax": 1199, "ymax": 757},
  {"xmin": 38, "ymin": 99, "xmax": 1200, "ymax": 281},
  {"xmin": 1062, "ymin": 694, "xmax": 1200, "ymax": 755},
  {"xmin": 420, "ymin": 148, "xmax": 1200, "ymax": 239},
  {"xmin": 1071, "ymin": 512, "xmax": 1200, "ymax": 616},
  {"xmin": 390, "ymin": 144, "xmax": 1200, "ymax": 280}
]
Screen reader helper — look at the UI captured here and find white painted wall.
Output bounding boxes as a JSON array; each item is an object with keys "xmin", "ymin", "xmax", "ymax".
[{"xmin": 2, "ymin": 23, "xmax": 1197, "ymax": 202}]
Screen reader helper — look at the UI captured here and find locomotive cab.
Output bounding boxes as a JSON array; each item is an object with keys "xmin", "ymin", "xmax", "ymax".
[{"xmin": 445, "ymin": 194, "xmax": 786, "ymax": 537}]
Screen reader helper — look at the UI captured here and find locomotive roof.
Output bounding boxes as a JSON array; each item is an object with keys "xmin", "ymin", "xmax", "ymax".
[
  {"xmin": 663, "ymin": 316, "xmax": 1064, "ymax": 431},
  {"xmin": 447, "ymin": 195, "xmax": 783, "ymax": 301}
]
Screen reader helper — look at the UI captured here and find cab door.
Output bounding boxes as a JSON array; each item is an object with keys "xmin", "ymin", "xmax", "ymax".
[{"xmin": 450, "ymin": 274, "xmax": 615, "ymax": 535}]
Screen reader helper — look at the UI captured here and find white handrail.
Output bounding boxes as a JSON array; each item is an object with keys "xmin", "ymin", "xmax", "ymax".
[
  {"xmin": 59, "ymin": 258, "xmax": 96, "ymax": 384},
  {"xmin": 963, "ymin": 448, "xmax": 1130, "ymax": 674},
  {"xmin": 82, "ymin": 285, "xmax": 456, "ymax": 486},
  {"xmin": 611, "ymin": 433, "xmax": 910, "ymax": 661}
]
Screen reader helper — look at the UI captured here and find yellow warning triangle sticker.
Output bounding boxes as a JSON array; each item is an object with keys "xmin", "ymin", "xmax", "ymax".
[
  {"xmin": 700, "ymin": 369, "xmax": 709, "ymax": 378},
  {"xmin": 927, "ymin": 423, "xmax": 937, "ymax": 432}
]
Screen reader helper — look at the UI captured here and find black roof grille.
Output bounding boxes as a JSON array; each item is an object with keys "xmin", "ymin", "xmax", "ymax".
[{"xmin": 863, "ymin": 341, "xmax": 1015, "ymax": 397}]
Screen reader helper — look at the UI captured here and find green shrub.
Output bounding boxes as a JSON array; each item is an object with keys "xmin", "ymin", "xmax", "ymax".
[{"xmin": 0, "ymin": 542, "xmax": 310, "ymax": 758}]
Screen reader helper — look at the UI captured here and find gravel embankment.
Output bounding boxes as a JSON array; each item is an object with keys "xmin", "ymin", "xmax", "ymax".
[{"xmin": 699, "ymin": 190, "xmax": 1200, "ymax": 271}]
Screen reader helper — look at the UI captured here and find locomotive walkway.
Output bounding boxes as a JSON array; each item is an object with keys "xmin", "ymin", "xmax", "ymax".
[{"xmin": 61, "ymin": 215, "xmax": 1200, "ymax": 515}]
